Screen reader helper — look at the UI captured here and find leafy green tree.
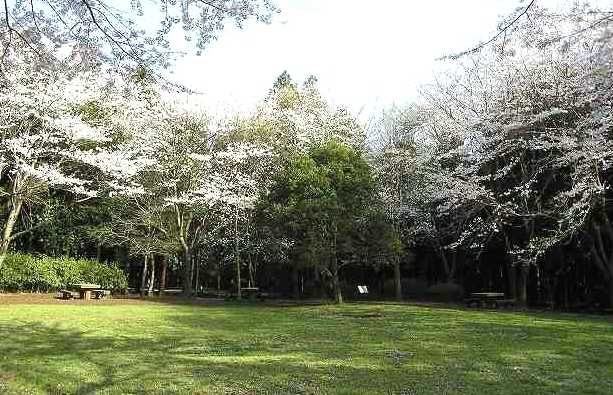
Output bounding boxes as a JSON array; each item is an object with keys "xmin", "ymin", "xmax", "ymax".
[{"xmin": 265, "ymin": 140, "xmax": 375, "ymax": 303}]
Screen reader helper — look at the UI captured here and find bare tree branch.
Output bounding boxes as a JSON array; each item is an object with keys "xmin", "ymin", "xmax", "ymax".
[{"xmin": 442, "ymin": 0, "xmax": 537, "ymax": 60}]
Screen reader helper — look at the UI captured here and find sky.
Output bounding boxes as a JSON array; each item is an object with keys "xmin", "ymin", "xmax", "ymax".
[{"xmin": 167, "ymin": 0, "xmax": 603, "ymax": 120}]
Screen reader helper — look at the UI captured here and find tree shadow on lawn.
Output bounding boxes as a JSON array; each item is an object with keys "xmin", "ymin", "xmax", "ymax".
[
  {"xmin": 162, "ymin": 306, "xmax": 613, "ymax": 394},
  {"xmin": 1, "ymin": 303, "xmax": 612, "ymax": 394},
  {"xmin": 355, "ymin": 299, "xmax": 613, "ymax": 325},
  {"xmin": 0, "ymin": 320, "xmax": 427, "ymax": 394}
]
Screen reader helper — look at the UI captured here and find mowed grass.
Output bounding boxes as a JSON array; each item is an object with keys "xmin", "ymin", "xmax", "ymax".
[{"xmin": 0, "ymin": 301, "xmax": 612, "ymax": 394}]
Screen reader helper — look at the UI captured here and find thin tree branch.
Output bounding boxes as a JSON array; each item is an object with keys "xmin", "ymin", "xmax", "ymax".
[{"xmin": 442, "ymin": 0, "xmax": 537, "ymax": 60}]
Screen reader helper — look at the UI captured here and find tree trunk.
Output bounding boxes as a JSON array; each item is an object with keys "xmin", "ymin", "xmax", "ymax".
[
  {"xmin": 148, "ymin": 254, "xmax": 155, "ymax": 296},
  {"xmin": 449, "ymin": 251, "xmax": 457, "ymax": 282},
  {"xmin": 393, "ymin": 254, "xmax": 402, "ymax": 301},
  {"xmin": 331, "ymin": 258, "xmax": 342, "ymax": 304},
  {"xmin": 194, "ymin": 250, "xmax": 200, "ymax": 296},
  {"xmin": 289, "ymin": 266, "xmax": 297, "ymax": 298},
  {"xmin": 314, "ymin": 266, "xmax": 325, "ymax": 298},
  {"xmin": 235, "ymin": 212, "xmax": 241, "ymax": 300},
  {"xmin": 248, "ymin": 252, "xmax": 254, "ymax": 288},
  {"xmin": 589, "ymin": 220, "xmax": 613, "ymax": 308},
  {"xmin": 439, "ymin": 248, "xmax": 449, "ymax": 282},
  {"xmin": 159, "ymin": 256, "xmax": 168, "ymax": 293},
  {"xmin": 140, "ymin": 255, "xmax": 149, "ymax": 297},
  {"xmin": 518, "ymin": 265, "xmax": 529, "ymax": 307},
  {"xmin": 183, "ymin": 249, "xmax": 193, "ymax": 297},
  {"xmin": 331, "ymin": 230, "xmax": 342, "ymax": 304},
  {"xmin": 507, "ymin": 264, "xmax": 517, "ymax": 300},
  {"xmin": 0, "ymin": 198, "xmax": 24, "ymax": 267}
]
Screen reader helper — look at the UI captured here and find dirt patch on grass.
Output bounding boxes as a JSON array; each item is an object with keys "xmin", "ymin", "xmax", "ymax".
[{"xmin": 0, "ymin": 292, "xmax": 224, "ymax": 306}]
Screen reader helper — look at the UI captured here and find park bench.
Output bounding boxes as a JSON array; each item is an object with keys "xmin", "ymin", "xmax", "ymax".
[
  {"xmin": 224, "ymin": 288, "xmax": 279, "ymax": 301},
  {"xmin": 161, "ymin": 288, "xmax": 183, "ymax": 296},
  {"xmin": 465, "ymin": 292, "xmax": 515, "ymax": 309},
  {"xmin": 256, "ymin": 291, "xmax": 281, "ymax": 301},
  {"xmin": 241, "ymin": 287, "xmax": 260, "ymax": 300},
  {"xmin": 71, "ymin": 283, "xmax": 100, "ymax": 300},
  {"xmin": 225, "ymin": 287, "xmax": 259, "ymax": 301},
  {"xmin": 58, "ymin": 289, "xmax": 78, "ymax": 300},
  {"xmin": 92, "ymin": 289, "xmax": 111, "ymax": 299}
]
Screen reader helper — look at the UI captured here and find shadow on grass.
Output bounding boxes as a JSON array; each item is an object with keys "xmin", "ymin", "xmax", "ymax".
[
  {"xmin": 0, "ymin": 319, "xmax": 415, "ymax": 394},
  {"xmin": 1, "ymin": 302, "xmax": 612, "ymax": 394},
  {"xmin": 137, "ymin": 295, "xmax": 613, "ymax": 324}
]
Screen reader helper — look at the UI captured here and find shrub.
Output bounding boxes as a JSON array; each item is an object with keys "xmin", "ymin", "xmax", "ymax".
[
  {"xmin": 381, "ymin": 277, "xmax": 429, "ymax": 298},
  {"xmin": 0, "ymin": 253, "xmax": 127, "ymax": 292},
  {"xmin": 401, "ymin": 277, "xmax": 429, "ymax": 297},
  {"xmin": 426, "ymin": 282, "xmax": 464, "ymax": 302}
]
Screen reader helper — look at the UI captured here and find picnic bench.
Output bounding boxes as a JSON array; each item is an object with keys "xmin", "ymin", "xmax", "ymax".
[
  {"xmin": 225, "ymin": 287, "xmax": 275, "ymax": 301},
  {"xmin": 161, "ymin": 288, "xmax": 183, "ymax": 296},
  {"xmin": 465, "ymin": 292, "xmax": 516, "ymax": 309},
  {"xmin": 241, "ymin": 287, "xmax": 260, "ymax": 300},
  {"xmin": 58, "ymin": 289, "xmax": 78, "ymax": 299},
  {"xmin": 92, "ymin": 289, "xmax": 111, "ymax": 299},
  {"xmin": 57, "ymin": 284, "xmax": 111, "ymax": 300},
  {"xmin": 72, "ymin": 283, "xmax": 100, "ymax": 300}
]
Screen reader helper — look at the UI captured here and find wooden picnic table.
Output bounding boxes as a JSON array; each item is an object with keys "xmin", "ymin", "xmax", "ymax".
[
  {"xmin": 72, "ymin": 283, "xmax": 100, "ymax": 300},
  {"xmin": 471, "ymin": 292, "xmax": 505, "ymax": 299},
  {"xmin": 240, "ymin": 287, "xmax": 260, "ymax": 300},
  {"xmin": 465, "ymin": 292, "xmax": 514, "ymax": 308}
]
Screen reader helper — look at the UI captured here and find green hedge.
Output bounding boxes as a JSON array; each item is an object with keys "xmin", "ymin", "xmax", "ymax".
[{"xmin": 0, "ymin": 253, "xmax": 127, "ymax": 292}]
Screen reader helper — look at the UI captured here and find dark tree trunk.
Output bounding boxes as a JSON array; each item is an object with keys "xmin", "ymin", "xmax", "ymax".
[
  {"xmin": 518, "ymin": 265, "xmax": 529, "ymax": 307},
  {"xmin": 393, "ymin": 255, "xmax": 402, "ymax": 301},
  {"xmin": 331, "ymin": 258, "xmax": 342, "ymax": 304},
  {"xmin": 140, "ymin": 255, "xmax": 149, "ymax": 297},
  {"xmin": 313, "ymin": 266, "xmax": 324, "ymax": 298},
  {"xmin": 235, "ymin": 213, "xmax": 242, "ymax": 300},
  {"xmin": 0, "ymin": 198, "xmax": 24, "ymax": 267},
  {"xmin": 194, "ymin": 250, "xmax": 200, "ymax": 296},
  {"xmin": 330, "ymin": 229, "xmax": 342, "ymax": 304},
  {"xmin": 590, "ymin": 219, "xmax": 613, "ymax": 308},
  {"xmin": 248, "ymin": 252, "xmax": 254, "ymax": 288},
  {"xmin": 291, "ymin": 267, "xmax": 300, "ymax": 299},
  {"xmin": 159, "ymin": 256, "xmax": 168, "ymax": 293},
  {"xmin": 507, "ymin": 264, "xmax": 517, "ymax": 300},
  {"xmin": 147, "ymin": 254, "xmax": 155, "ymax": 296},
  {"xmin": 449, "ymin": 251, "xmax": 457, "ymax": 282},
  {"xmin": 183, "ymin": 249, "xmax": 193, "ymax": 297}
]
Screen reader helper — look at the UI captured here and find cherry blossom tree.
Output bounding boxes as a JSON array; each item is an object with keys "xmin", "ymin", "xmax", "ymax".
[
  {"xmin": 0, "ymin": 55, "xmax": 124, "ymax": 266},
  {"xmin": 1, "ymin": 0, "xmax": 278, "ymax": 68}
]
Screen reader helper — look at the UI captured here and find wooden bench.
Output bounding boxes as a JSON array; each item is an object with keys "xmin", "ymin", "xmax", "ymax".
[
  {"xmin": 57, "ymin": 289, "xmax": 78, "ymax": 300},
  {"xmin": 256, "ymin": 291, "xmax": 281, "ymax": 301},
  {"xmin": 465, "ymin": 292, "xmax": 516, "ymax": 309},
  {"xmin": 496, "ymin": 299, "xmax": 516, "ymax": 308},
  {"xmin": 161, "ymin": 288, "xmax": 183, "ymax": 296},
  {"xmin": 92, "ymin": 289, "xmax": 111, "ymax": 299}
]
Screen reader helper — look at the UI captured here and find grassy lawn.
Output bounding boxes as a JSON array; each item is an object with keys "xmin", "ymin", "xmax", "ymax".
[{"xmin": 0, "ymin": 300, "xmax": 612, "ymax": 394}]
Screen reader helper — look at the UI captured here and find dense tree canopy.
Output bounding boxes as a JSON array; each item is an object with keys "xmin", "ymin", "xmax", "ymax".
[{"xmin": 1, "ymin": 1, "xmax": 613, "ymax": 308}]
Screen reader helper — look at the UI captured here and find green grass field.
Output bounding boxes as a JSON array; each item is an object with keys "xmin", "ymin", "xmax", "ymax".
[{"xmin": 0, "ymin": 301, "xmax": 612, "ymax": 394}]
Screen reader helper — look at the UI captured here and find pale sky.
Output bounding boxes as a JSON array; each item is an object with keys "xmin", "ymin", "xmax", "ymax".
[{"xmin": 167, "ymin": 0, "xmax": 605, "ymax": 119}]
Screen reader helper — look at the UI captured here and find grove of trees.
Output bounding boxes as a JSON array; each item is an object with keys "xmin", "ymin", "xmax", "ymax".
[{"xmin": 1, "ymin": 1, "xmax": 613, "ymax": 308}]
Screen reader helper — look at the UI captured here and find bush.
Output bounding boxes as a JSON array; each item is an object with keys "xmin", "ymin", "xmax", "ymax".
[
  {"xmin": 382, "ymin": 277, "xmax": 429, "ymax": 298},
  {"xmin": 426, "ymin": 282, "xmax": 464, "ymax": 302},
  {"xmin": 0, "ymin": 253, "xmax": 128, "ymax": 292},
  {"xmin": 401, "ymin": 277, "xmax": 429, "ymax": 297}
]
